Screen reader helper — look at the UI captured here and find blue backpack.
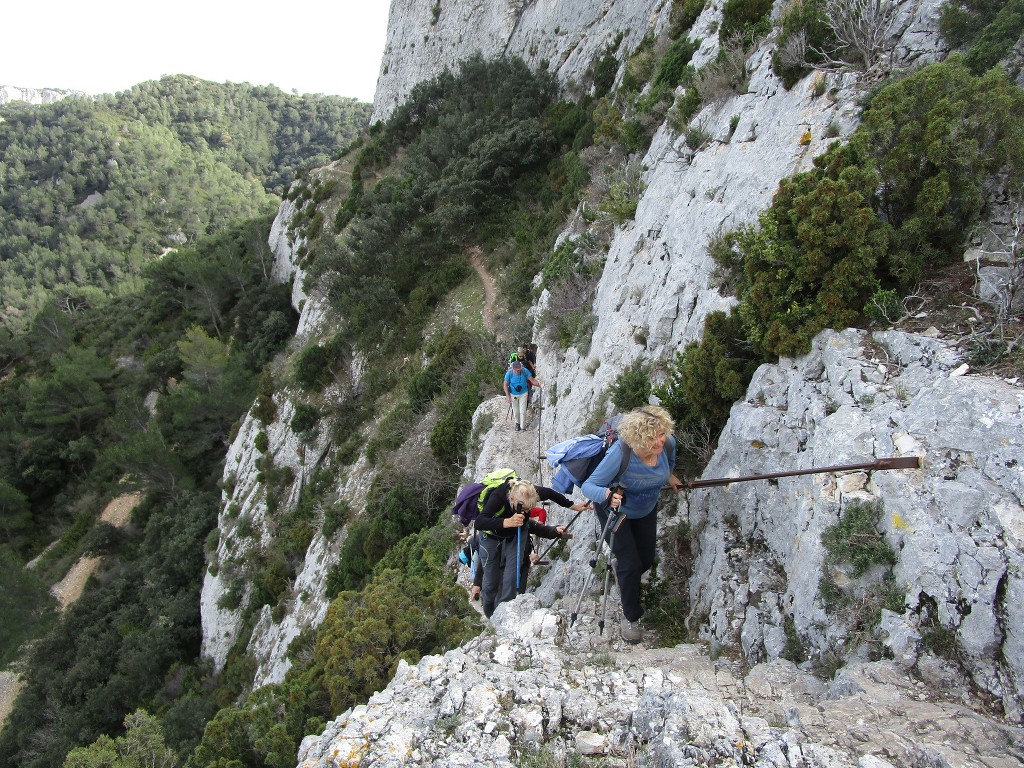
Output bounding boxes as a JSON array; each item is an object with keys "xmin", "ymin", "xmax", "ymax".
[{"xmin": 545, "ymin": 416, "xmax": 631, "ymax": 494}]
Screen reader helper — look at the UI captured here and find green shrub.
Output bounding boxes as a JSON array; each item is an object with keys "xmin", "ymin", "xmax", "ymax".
[
  {"xmin": 666, "ymin": 80, "xmax": 702, "ymax": 133},
  {"xmin": 720, "ymin": 0, "xmax": 773, "ymax": 45},
  {"xmin": 294, "ymin": 344, "xmax": 334, "ymax": 390},
  {"xmin": 598, "ymin": 162, "xmax": 646, "ymax": 224},
  {"xmin": 610, "ymin": 360, "xmax": 652, "ymax": 411},
  {"xmin": 254, "ymin": 430, "xmax": 269, "ymax": 453},
  {"xmin": 542, "ymin": 233, "xmax": 601, "ymax": 286},
  {"xmin": 654, "ymin": 311, "xmax": 761, "ymax": 463},
  {"xmin": 670, "ymin": 0, "xmax": 707, "ymax": 37},
  {"xmin": 321, "ymin": 499, "xmax": 350, "ymax": 539},
  {"xmin": 685, "ymin": 122, "xmax": 712, "ymax": 150},
  {"xmin": 781, "ymin": 616, "xmax": 807, "ymax": 663},
  {"xmin": 939, "ymin": 0, "xmax": 1005, "ymax": 48},
  {"xmin": 593, "ymin": 52, "xmax": 619, "ymax": 97},
  {"xmin": 771, "ymin": 0, "xmax": 833, "ymax": 89},
  {"xmin": 856, "ymin": 58, "xmax": 1024, "ymax": 284},
  {"xmin": 548, "ymin": 306, "xmax": 596, "ymax": 353},
  {"xmin": 964, "ymin": 0, "xmax": 1024, "ymax": 73},
  {"xmin": 431, "ymin": 383, "xmax": 484, "ymax": 468},
  {"xmin": 708, "ymin": 229, "xmax": 744, "ymax": 295},
  {"xmin": 620, "ymin": 35, "xmax": 658, "ymax": 94},
  {"xmin": 822, "ymin": 498, "xmax": 896, "ymax": 578},
  {"xmin": 290, "ymin": 402, "xmax": 320, "ymax": 434},
  {"xmin": 736, "ymin": 143, "xmax": 887, "ymax": 357},
  {"xmin": 863, "ymin": 287, "xmax": 904, "ymax": 327},
  {"xmin": 325, "ymin": 479, "xmax": 449, "ymax": 597},
  {"xmin": 366, "ymin": 403, "xmax": 415, "ymax": 464},
  {"xmin": 253, "ymin": 370, "xmax": 278, "ymax": 424},
  {"xmin": 654, "ymin": 37, "xmax": 701, "ymax": 89},
  {"xmin": 0, "ymin": 546, "xmax": 57, "ymax": 667}
]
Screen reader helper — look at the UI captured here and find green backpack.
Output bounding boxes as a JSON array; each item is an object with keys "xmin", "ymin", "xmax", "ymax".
[
  {"xmin": 477, "ymin": 468, "xmax": 518, "ymax": 516},
  {"xmin": 450, "ymin": 467, "xmax": 518, "ymax": 526}
]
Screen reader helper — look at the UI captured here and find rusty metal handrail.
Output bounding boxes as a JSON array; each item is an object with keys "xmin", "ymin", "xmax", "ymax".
[
  {"xmin": 680, "ymin": 455, "xmax": 923, "ymax": 490},
  {"xmin": 533, "ymin": 456, "xmax": 922, "ymax": 562}
]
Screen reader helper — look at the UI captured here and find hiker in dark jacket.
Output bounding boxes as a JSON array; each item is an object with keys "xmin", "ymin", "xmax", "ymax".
[
  {"xmin": 519, "ymin": 343, "xmax": 538, "ymax": 405},
  {"xmin": 476, "ymin": 479, "xmax": 586, "ymax": 618}
]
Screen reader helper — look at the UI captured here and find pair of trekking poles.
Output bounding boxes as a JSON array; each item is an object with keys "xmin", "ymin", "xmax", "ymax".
[
  {"xmin": 567, "ymin": 486, "xmax": 626, "ymax": 636},
  {"xmin": 526, "ymin": 488, "xmax": 622, "ymax": 635}
]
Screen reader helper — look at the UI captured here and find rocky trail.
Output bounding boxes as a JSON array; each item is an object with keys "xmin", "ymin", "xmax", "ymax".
[
  {"xmin": 469, "ymin": 248, "xmax": 498, "ymax": 335},
  {"xmin": 299, "ymin": 594, "xmax": 1024, "ymax": 768}
]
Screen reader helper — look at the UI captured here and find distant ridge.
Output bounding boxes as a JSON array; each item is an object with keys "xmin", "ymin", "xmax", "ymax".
[{"xmin": 0, "ymin": 85, "xmax": 85, "ymax": 106}]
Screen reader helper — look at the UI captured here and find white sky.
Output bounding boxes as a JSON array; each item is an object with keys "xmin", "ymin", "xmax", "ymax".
[{"xmin": 1, "ymin": 1, "xmax": 391, "ymax": 103}]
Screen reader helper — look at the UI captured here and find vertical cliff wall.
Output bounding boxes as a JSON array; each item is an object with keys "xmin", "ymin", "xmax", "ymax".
[{"xmin": 372, "ymin": 0, "xmax": 668, "ymax": 123}]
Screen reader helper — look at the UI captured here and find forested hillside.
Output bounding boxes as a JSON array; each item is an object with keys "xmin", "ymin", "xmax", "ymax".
[
  {"xmin": 0, "ymin": 75, "xmax": 367, "ymax": 767},
  {"xmin": 0, "ymin": 76, "xmax": 370, "ymax": 330}
]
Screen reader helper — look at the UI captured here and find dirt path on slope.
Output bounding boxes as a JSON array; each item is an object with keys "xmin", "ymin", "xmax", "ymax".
[
  {"xmin": 0, "ymin": 672, "xmax": 24, "ymax": 729},
  {"xmin": 469, "ymin": 248, "xmax": 498, "ymax": 334},
  {"xmin": 1, "ymin": 495, "xmax": 140, "ymax": 730},
  {"xmin": 50, "ymin": 492, "xmax": 142, "ymax": 611}
]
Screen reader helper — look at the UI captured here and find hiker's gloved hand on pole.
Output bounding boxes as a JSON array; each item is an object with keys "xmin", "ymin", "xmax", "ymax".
[
  {"xmin": 503, "ymin": 512, "xmax": 526, "ymax": 528},
  {"xmin": 608, "ymin": 490, "xmax": 624, "ymax": 509}
]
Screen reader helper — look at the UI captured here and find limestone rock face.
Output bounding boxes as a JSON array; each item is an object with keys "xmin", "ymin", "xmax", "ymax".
[
  {"xmin": 268, "ymin": 199, "xmax": 306, "ymax": 311},
  {"xmin": 211, "ymin": 0, "xmax": 1022, "ymax": 748},
  {"xmin": 200, "ymin": 394, "xmax": 334, "ymax": 679},
  {"xmin": 686, "ymin": 329, "xmax": 1024, "ymax": 719},
  {"xmin": 297, "ymin": 597, "xmax": 1023, "ymax": 768},
  {"xmin": 372, "ymin": 0, "xmax": 667, "ymax": 123},
  {"xmin": 267, "ymin": 197, "xmax": 332, "ymax": 339},
  {"xmin": 0, "ymin": 85, "xmax": 83, "ymax": 106}
]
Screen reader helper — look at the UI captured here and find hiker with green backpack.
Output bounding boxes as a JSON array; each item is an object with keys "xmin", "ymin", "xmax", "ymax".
[{"xmin": 476, "ymin": 478, "xmax": 587, "ymax": 618}]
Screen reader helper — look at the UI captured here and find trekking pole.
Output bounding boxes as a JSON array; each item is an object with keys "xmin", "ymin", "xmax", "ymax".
[
  {"xmin": 569, "ymin": 507, "xmax": 617, "ymax": 626},
  {"xmin": 598, "ymin": 488, "xmax": 626, "ymax": 636},
  {"xmin": 535, "ymin": 503, "xmax": 590, "ymax": 562},
  {"xmin": 536, "ymin": 388, "xmax": 544, "ymax": 486},
  {"xmin": 514, "ymin": 502, "xmax": 524, "ymax": 591}
]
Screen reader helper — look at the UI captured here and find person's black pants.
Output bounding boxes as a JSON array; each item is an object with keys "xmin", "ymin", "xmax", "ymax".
[
  {"xmin": 596, "ymin": 507, "xmax": 658, "ymax": 622},
  {"xmin": 479, "ymin": 532, "xmax": 528, "ymax": 618}
]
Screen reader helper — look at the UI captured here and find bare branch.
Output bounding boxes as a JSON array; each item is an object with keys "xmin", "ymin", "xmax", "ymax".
[{"xmin": 804, "ymin": 0, "xmax": 900, "ymax": 74}]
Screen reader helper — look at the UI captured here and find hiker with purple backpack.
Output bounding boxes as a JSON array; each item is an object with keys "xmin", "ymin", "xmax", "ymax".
[{"xmin": 475, "ymin": 479, "xmax": 586, "ymax": 618}]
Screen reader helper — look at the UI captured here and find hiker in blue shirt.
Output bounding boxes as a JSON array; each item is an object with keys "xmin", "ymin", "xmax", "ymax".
[
  {"xmin": 582, "ymin": 405, "xmax": 684, "ymax": 644},
  {"xmin": 504, "ymin": 355, "xmax": 540, "ymax": 432}
]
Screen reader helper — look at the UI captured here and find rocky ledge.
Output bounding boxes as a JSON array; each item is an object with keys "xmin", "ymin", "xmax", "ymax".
[{"xmin": 297, "ymin": 594, "xmax": 1023, "ymax": 768}]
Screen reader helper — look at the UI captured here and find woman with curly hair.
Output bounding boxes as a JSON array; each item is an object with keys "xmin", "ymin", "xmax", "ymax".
[{"xmin": 582, "ymin": 405, "xmax": 683, "ymax": 643}]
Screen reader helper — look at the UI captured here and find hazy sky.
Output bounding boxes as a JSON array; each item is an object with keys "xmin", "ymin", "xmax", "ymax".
[{"xmin": 1, "ymin": 1, "xmax": 391, "ymax": 103}]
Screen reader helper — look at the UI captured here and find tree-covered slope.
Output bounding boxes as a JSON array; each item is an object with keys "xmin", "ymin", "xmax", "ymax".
[{"xmin": 0, "ymin": 76, "xmax": 370, "ymax": 331}]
